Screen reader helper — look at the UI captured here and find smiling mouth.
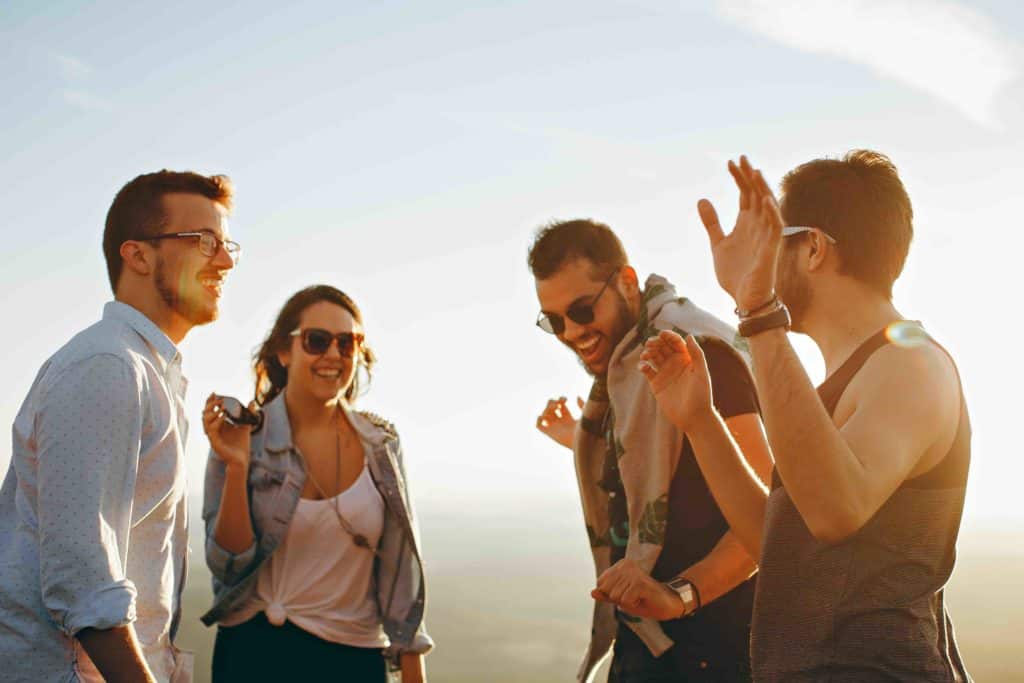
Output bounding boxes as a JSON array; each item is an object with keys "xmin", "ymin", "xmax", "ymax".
[
  {"xmin": 200, "ymin": 276, "xmax": 225, "ymax": 297},
  {"xmin": 574, "ymin": 335, "xmax": 602, "ymax": 362},
  {"xmin": 313, "ymin": 368, "xmax": 343, "ymax": 379}
]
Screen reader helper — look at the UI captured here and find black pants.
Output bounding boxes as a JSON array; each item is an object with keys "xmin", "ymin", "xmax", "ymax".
[
  {"xmin": 609, "ymin": 623, "xmax": 752, "ymax": 683},
  {"xmin": 212, "ymin": 612, "xmax": 387, "ymax": 682}
]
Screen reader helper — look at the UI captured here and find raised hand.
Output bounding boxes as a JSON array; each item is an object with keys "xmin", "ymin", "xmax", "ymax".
[
  {"xmin": 699, "ymin": 155, "xmax": 785, "ymax": 311},
  {"xmin": 591, "ymin": 558, "xmax": 685, "ymax": 621},
  {"xmin": 202, "ymin": 393, "xmax": 252, "ymax": 471},
  {"xmin": 639, "ymin": 332, "xmax": 713, "ymax": 431},
  {"xmin": 535, "ymin": 396, "xmax": 583, "ymax": 449}
]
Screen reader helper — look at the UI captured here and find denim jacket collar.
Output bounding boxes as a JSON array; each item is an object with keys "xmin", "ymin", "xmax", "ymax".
[{"xmin": 261, "ymin": 392, "xmax": 391, "ymax": 455}]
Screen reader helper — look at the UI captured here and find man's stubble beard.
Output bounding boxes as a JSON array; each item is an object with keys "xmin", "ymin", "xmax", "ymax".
[
  {"xmin": 154, "ymin": 253, "xmax": 217, "ymax": 326},
  {"xmin": 777, "ymin": 247, "xmax": 811, "ymax": 332},
  {"xmin": 575, "ymin": 292, "xmax": 637, "ymax": 378}
]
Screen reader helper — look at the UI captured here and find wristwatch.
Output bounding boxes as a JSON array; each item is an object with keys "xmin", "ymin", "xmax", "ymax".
[{"xmin": 665, "ymin": 576, "xmax": 700, "ymax": 617}]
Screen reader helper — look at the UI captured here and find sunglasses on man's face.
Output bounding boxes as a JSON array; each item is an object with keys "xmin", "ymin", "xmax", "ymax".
[
  {"xmin": 536, "ymin": 269, "xmax": 619, "ymax": 336},
  {"xmin": 289, "ymin": 328, "xmax": 364, "ymax": 356}
]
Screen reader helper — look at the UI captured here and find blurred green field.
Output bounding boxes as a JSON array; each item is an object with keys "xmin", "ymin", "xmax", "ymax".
[{"xmin": 177, "ymin": 511, "xmax": 1022, "ymax": 682}]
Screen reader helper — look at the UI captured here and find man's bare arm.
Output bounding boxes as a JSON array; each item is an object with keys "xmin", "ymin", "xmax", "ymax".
[
  {"xmin": 77, "ymin": 625, "xmax": 156, "ymax": 683},
  {"xmin": 748, "ymin": 328, "xmax": 959, "ymax": 544}
]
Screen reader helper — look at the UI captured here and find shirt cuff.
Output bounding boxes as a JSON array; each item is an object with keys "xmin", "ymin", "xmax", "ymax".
[
  {"xmin": 61, "ymin": 580, "xmax": 137, "ymax": 636},
  {"xmin": 205, "ymin": 537, "xmax": 257, "ymax": 585}
]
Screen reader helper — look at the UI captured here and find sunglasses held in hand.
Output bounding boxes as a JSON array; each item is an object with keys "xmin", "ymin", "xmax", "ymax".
[{"xmin": 217, "ymin": 396, "xmax": 263, "ymax": 428}]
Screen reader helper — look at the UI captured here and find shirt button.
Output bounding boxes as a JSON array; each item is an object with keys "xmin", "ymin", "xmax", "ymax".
[{"xmin": 609, "ymin": 491, "xmax": 617, "ymax": 498}]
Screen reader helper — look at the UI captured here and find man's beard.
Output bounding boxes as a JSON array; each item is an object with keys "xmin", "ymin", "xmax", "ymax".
[
  {"xmin": 777, "ymin": 248, "xmax": 811, "ymax": 331},
  {"xmin": 154, "ymin": 254, "xmax": 217, "ymax": 326},
  {"xmin": 574, "ymin": 292, "xmax": 636, "ymax": 377}
]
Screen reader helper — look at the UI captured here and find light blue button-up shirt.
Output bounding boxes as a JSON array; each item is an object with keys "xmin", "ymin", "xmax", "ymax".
[{"xmin": 0, "ymin": 301, "xmax": 191, "ymax": 682}]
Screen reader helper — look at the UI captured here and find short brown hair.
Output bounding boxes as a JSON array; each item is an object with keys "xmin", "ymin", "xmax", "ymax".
[
  {"xmin": 779, "ymin": 150, "xmax": 912, "ymax": 298},
  {"xmin": 528, "ymin": 218, "xmax": 628, "ymax": 280},
  {"xmin": 102, "ymin": 170, "xmax": 234, "ymax": 292}
]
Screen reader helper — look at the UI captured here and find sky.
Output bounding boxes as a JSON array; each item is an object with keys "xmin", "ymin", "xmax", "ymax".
[{"xmin": 2, "ymin": 0, "xmax": 1022, "ymax": 544}]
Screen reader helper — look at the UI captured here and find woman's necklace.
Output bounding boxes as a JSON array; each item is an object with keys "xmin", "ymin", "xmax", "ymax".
[{"xmin": 302, "ymin": 405, "xmax": 376, "ymax": 554}]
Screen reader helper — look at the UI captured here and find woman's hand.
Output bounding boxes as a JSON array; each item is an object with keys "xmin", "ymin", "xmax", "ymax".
[
  {"xmin": 400, "ymin": 653, "xmax": 425, "ymax": 683},
  {"xmin": 535, "ymin": 396, "xmax": 583, "ymax": 450},
  {"xmin": 202, "ymin": 393, "xmax": 252, "ymax": 471}
]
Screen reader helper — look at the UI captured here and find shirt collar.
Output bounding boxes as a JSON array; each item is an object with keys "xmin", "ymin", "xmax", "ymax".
[{"xmin": 103, "ymin": 301, "xmax": 181, "ymax": 369}]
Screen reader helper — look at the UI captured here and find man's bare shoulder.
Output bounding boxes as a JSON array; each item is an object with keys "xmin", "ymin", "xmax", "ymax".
[{"xmin": 838, "ymin": 336, "xmax": 961, "ymax": 458}]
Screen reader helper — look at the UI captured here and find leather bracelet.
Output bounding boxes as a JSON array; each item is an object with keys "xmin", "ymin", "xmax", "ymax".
[
  {"xmin": 738, "ymin": 303, "xmax": 791, "ymax": 337},
  {"xmin": 734, "ymin": 293, "xmax": 778, "ymax": 318}
]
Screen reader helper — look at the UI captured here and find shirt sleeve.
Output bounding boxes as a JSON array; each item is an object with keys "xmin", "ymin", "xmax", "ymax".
[
  {"xmin": 34, "ymin": 354, "xmax": 142, "ymax": 636},
  {"xmin": 700, "ymin": 336, "xmax": 761, "ymax": 420}
]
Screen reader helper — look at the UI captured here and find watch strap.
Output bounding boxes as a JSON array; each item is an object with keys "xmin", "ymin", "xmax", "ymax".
[
  {"xmin": 738, "ymin": 303, "xmax": 791, "ymax": 338},
  {"xmin": 665, "ymin": 576, "xmax": 700, "ymax": 616}
]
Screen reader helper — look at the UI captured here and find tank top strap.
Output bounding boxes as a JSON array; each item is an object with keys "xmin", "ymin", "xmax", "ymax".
[{"xmin": 816, "ymin": 326, "xmax": 895, "ymax": 415}]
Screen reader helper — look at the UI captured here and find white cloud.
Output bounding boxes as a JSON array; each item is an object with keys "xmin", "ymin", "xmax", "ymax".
[
  {"xmin": 61, "ymin": 89, "xmax": 113, "ymax": 112},
  {"xmin": 52, "ymin": 52, "xmax": 94, "ymax": 79},
  {"xmin": 715, "ymin": 0, "xmax": 1020, "ymax": 128}
]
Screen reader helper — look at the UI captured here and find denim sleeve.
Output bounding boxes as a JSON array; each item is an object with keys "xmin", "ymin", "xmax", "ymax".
[
  {"xmin": 201, "ymin": 448, "xmax": 257, "ymax": 585},
  {"xmin": 35, "ymin": 355, "xmax": 140, "ymax": 635},
  {"xmin": 390, "ymin": 435, "xmax": 434, "ymax": 656}
]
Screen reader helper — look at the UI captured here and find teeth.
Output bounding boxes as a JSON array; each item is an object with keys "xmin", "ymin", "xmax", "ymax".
[
  {"xmin": 314, "ymin": 369, "xmax": 341, "ymax": 378},
  {"xmin": 576, "ymin": 338, "xmax": 599, "ymax": 353}
]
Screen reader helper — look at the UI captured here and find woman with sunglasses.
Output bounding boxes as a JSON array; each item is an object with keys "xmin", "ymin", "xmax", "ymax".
[{"xmin": 199, "ymin": 284, "xmax": 432, "ymax": 682}]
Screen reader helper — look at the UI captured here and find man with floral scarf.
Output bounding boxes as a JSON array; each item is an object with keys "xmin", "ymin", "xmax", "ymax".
[{"xmin": 531, "ymin": 219, "xmax": 772, "ymax": 682}]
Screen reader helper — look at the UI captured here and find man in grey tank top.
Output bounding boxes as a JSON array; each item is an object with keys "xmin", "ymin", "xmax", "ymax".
[{"xmin": 594, "ymin": 151, "xmax": 972, "ymax": 681}]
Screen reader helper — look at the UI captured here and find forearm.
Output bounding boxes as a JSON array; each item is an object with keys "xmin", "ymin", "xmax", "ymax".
[
  {"xmin": 687, "ymin": 410, "xmax": 768, "ymax": 558},
  {"xmin": 400, "ymin": 652, "xmax": 425, "ymax": 683},
  {"xmin": 77, "ymin": 625, "xmax": 156, "ymax": 683},
  {"xmin": 748, "ymin": 329, "xmax": 864, "ymax": 537},
  {"xmin": 213, "ymin": 463, "xmax": 255, "ymax": 554},
  {"xmin": 675, "ymin": 530, "xmax": 757, "ymax": 610}
]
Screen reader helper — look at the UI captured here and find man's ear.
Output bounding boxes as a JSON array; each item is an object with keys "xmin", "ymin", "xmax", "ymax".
[
  {"xmin": 119, "ymin": 240, "xmax": 155, "ymax": 277},
  {"xmin": 619, "ymin": 265, "xmax": 640, "ymax": 293},
  {"xmin": 807, "ymin": 232, "xmax": 831, "ymax": 272}
]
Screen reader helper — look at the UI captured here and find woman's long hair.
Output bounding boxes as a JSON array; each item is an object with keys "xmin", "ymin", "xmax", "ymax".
[{"xmin": 253, "ymin": 285, "xmax": 377, "ymax": 407}]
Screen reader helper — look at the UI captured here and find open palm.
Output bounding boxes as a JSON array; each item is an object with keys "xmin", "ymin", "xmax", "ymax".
[
  {"xmin": 699, "ymin": 156, "xmax": 785, "ymax": 311},
  {"xmin": 639, "ymin": 331, "xmax": 713, "ymax": 431}
]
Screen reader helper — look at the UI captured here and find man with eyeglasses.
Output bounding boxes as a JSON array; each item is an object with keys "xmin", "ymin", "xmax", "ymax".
[
  {"xmin": 0, "ymin": 170, "xmax": 237, "ymax": 682},
  {"xmin": 597, "ymin": 151, "xmax": 973, "ymax": 681},
  {"xmin": 529, "ymin": 219, "xmax": 772, "ymax": 682}
]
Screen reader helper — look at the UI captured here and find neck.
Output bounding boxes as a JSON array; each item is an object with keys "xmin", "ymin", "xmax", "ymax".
[
  {"xmin": 115, "ymin": 290, "xmax": 190, "ymax": 344},
  {"xmin": 802, "ymin": 284, "xmax": 902, "ymax": 377},
  {"xmin": 284, "ymin": 387, "xmax": 343, "ymax": 433}
]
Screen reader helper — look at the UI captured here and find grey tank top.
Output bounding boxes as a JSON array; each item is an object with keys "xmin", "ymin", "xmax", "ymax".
[{"xmin": 751, "ymin": 325, "xmax": 972, "ymax": 682}]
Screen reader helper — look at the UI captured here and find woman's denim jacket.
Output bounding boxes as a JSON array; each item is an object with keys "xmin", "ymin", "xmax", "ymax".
[{"xmin": 200, "ymin": 393, "xmax": 433, "ymax": 663}]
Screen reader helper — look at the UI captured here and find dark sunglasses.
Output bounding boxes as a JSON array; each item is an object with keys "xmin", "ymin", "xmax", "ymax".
[
  {"xmin": 218, "ymin": 395, "xmax": 263, "ymax": 428},
  {"xmin": 290, "ymin": 328, "xmax": 364, "ymax": 356},
  {"xmin": 536, "ymin": 269, "xmax": 619, "ymax": 335}
]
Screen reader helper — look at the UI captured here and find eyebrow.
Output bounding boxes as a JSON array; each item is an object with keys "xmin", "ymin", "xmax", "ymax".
[{"xmin": 540, "ymin": 292, "xmax": 598, "ymax": 316}]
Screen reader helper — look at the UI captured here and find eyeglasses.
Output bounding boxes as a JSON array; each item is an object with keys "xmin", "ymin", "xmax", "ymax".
[
  {"xmin": 782, "ymin": 226, "xmax": 837, "ymax": 244},
  {"xmin": 135, "ymin": 230, "xmax": 242, "ymax": 263},
  {"xmin": 536, "ymin": 269, "xmax": 619, "ymax": 336},
  {"xmin": 290, "ymin": 328, "xmax": 364, "ymax": 356}
]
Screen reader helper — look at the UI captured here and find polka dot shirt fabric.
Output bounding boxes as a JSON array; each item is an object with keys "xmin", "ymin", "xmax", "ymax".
[{"xmin": 0, "ymin": 301, "xmax": 191, "ymax": 682}]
